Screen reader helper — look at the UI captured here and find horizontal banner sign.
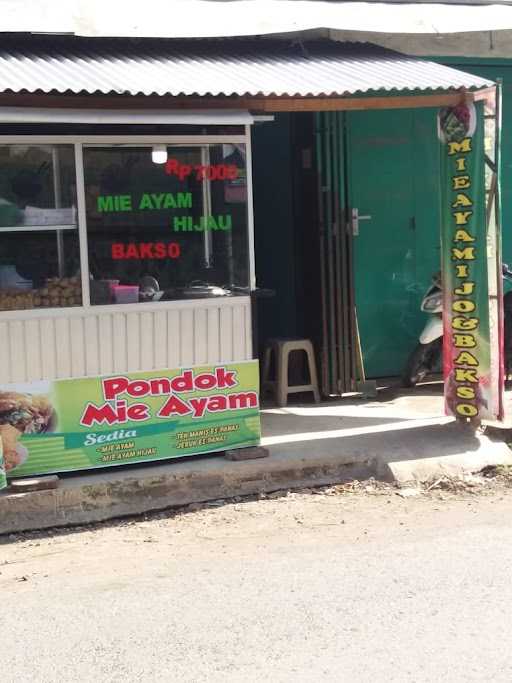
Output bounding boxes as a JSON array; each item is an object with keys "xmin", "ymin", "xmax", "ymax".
[{"xmin": 0, "ymin": 361, "xmax": 261, "ymax": 478}]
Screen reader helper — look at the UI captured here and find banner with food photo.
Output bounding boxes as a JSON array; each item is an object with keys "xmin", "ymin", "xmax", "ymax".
[
  {"xmin": 438, "ymin": 100, "xmax": 503, "ymax": 421},
  {"xmin": 0, "ymin": 361, "xmax": 261, "ymax": 478}
]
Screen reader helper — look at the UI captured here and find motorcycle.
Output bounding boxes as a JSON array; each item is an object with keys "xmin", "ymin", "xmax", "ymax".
[{"xmin": 402, "ymin": 266, "xmax": 512, "ymax": 388}]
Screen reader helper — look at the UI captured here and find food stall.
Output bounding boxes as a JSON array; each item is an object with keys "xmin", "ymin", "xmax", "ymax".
[
  {"xmin": 0, "ymin": 34, "xmax": 503, "ymax": 483},
  {"xmin": 0, "ymin": 114, "xmax": 261, "ymax": 478}
]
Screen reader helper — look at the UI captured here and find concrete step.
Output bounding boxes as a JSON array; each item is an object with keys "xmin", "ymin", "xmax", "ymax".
[
  {"xmin": 0, "ymin": 448, "xmax": 372, "ymax": 535},
  {"xmin": 2, "ymin": 419, "xmax": 511, "ymax": 536}
]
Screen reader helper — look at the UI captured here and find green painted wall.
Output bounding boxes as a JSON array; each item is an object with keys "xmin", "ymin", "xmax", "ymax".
[
  {"xmin": 252, "ymin": 109, "xmax": 445, "ymax": 378},
  {"xmin": 252, "ymin": 109, "xmax": 443, "ymax": 378},
  {"xmin": 349, "ymin": 59, "xmax": 512, "ymax": 376},
  {"xmin": 252, "ymin": 65, "xmax": 510, "ymax": 379}
]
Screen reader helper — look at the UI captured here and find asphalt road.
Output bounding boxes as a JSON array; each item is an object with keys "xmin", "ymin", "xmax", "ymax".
[{"xmin": 2, "ymin": 486, "xmax": 512, "ymax": 682}]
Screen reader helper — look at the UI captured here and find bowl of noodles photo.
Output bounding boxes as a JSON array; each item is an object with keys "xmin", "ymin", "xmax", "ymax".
[
  {"xmin": 0, "ymin": 390, "xmax": 56, "ymax": 472},
  {"xmin": 438, "ymin": 103, "xmax": 476, "ymax": 144}
]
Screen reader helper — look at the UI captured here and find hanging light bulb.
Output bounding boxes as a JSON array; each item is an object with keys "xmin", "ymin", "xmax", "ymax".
[{"xmin": 152, "ymin": 145, "xmax": 168, "ymax": 164}]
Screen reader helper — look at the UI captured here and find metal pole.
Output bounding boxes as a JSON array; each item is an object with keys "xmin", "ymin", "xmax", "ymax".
[
  {"xmin": 52, "ymin": 147, "xmax": 65, "ymax": 277},
  {"xmin": 338, "ymin": 112, "xmax": 352, "ymax": 390},
  {"xmin": 316, "ymin": 112, "xmax": 329, "ymax": 396},
  {"xmin": 332, "ymin": 111, "xmax": 346, "ymax": 393},
  {"xmin": 494, "ymin": 81, "xmax": 505, "ymax": 408},
  {"xmin": 243, "ymin": 126, "xmax": 257, "ymax": 360},
  {"xmin": 343, "ymin": 114, "xmax": 358, "ymax": 389},
  {"xmin": 74, "ymin": 143, "xmax": 91, "ymax": 308},
  {"xmin": 245, "ymin": 123, "xmax": 257, "ymax": 291},
  {"xmin": 325, "ymin": 113, "xmax": 338, "ymax": 395},
  {"xmin": 201, "ymin": 146, "xmax": 213, "ymax": 269}
]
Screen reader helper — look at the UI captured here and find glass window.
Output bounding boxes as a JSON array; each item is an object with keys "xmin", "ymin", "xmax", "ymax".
[
  {"xmin": 0, "ymin": 144, "xmax": 81, "ymax": 311},
  {"xmin": 83, "ymin": 144, "xmax": 249, "ymax": 304}
]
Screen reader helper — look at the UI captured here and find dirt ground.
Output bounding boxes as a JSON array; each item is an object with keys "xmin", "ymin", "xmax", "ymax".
[
  {"xmin": 4, "ymin": 468, "xmax": 512, "ymax": 682},
  {"xmin": 2, "ymin": 464, "xmax": 511, "ymax": 566}
]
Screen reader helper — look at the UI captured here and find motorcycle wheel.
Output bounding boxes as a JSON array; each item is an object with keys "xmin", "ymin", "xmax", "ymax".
[{"xmin": 402, "ymin": 341, "xmax": 440, "ymax": 388}]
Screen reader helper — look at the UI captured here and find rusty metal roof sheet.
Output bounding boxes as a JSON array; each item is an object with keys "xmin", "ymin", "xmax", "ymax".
[{"xmin": 0, "ymin": 36, "xmax": 493, "ymax": 98}]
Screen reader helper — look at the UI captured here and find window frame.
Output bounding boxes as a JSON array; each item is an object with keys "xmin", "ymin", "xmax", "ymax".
[{"xmin": 0, "ymin": 131, "xmax": 255, "ymax": 315}]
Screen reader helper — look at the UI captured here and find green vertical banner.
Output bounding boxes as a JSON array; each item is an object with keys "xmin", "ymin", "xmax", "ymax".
[{"xmin": 439, "ymin": 100, "xmax": 503, "ymax": 421}]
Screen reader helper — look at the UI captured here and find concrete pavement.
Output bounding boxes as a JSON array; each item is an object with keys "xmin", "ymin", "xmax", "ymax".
[
  {"xmin": 3, "ymin": 487, "xmax": 512, "ymax": 682},
  {"xmin": 1, "ymin": 382, "xmax": 511, "ymax": 534},
  {"xmin": 260, "ymin": 382, "xmax": 512, "ymax": 482}
]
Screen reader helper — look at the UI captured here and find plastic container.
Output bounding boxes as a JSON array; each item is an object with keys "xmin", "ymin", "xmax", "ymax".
[
  {"xmin": 90, "ymin": 279, "xmax": 119, "ymax": 304},
  {"xmin": 0, "ymin": 265, "xmax": 32, "ymax": 290},
  {"xmin": 112, "ymin": 285, "xmax": 139, "ymax": 304}
]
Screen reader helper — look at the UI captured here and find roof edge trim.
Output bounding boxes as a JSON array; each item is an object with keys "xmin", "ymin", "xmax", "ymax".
[{"xmin": 0, "ymin": 107, "xmax": 254, "ymax": 125}]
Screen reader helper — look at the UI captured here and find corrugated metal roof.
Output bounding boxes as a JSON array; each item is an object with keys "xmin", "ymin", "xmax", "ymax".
[{"xmin": 0, "ymin": 36, "xmax": 493, "ymax": 98}]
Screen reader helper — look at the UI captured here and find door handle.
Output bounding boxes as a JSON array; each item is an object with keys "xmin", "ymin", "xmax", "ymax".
[{"xmin": 351, "ymin": 208, "xmax": 372, "ymax": 236}]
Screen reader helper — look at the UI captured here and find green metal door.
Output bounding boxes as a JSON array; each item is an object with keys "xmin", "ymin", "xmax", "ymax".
[{"xmin": 347, "ymin": 108, "xmax": 440, "ymax": 378}]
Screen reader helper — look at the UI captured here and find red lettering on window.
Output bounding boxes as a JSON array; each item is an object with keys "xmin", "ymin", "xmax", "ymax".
[
  {"xmin": 178, "ymin": 164, "xmax": 192, "ymax": 181},
  {"xmin": 165, "ymin": 158, "xmax": 239, "ymax": 182},
  {"xmin": 168, "ymin": 243, "xmax": 181, "ymax": 259},
  {"xmin": 138, "ymin": 243, "xmax": 154, "ymax": 259},
  {"xmin": 125, "ymin": 244, "xmax": 139, "ymax": 259},
  {"xmin": 154, "ymin": 243, "xmax": 166, "ymax": 259},
  {"xmin": 165, "ymin": 158, "xmax": 179, "ymax": 175},
  {"xmin": 226, "ymin": 165, "xmax": 238, "ymax": 180},
  {"xmin": 110, "ymin": 242, "xmax": 182, "ymax": 260},
  {"xmin": 112, "ymin": 243, "xmax": 125, "ymax": 259}
]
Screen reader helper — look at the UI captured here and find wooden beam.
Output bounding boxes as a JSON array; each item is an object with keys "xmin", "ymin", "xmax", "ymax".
[
  {"xmin": 472, "ymin": 86, "xmax": 497, "ymax": 103},
  {"xmin": 0, "ymin": 88, "xmax": 493, "ymax": 114},
  {"xmin": 252, "ymin": 94, "xmax": 466, "ymax": 112}
]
